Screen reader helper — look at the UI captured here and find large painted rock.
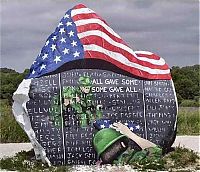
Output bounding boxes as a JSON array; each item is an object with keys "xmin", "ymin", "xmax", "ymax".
[{"xmin": 12, "ymin": 4, "xmax": 177, "ymax": 166}]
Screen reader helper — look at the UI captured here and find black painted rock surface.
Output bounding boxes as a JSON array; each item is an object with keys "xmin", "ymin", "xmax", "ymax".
[{"xmin": 27, "ymin": 64, "xmax": 177, "ymax": 165}]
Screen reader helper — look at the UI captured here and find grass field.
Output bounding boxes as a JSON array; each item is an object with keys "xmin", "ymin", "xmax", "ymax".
[
  {"xmin": 0, "ymin": 99, "xmax": 199, "ymax": 143},
  {"xmin": 0, "ymin": 99, "xmax": 29, "ymax": 143},
  {"xmin": 177, "ymin": 107, "xmax": 199, "ymax": 135}
]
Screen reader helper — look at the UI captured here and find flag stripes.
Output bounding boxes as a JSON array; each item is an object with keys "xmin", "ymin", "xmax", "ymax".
[
  {"xmin": 79, "ymin": 31, "xmax": 168, "ymax": 68},
  {"xmin": 84, "ymin": 45, "xmax": 170, "ymax": 74},
  {"xmin": 71, "ymin": 4, "xmax": 171, "ymax": 79}
]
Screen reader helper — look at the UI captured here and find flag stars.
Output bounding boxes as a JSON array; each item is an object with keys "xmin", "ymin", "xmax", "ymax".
[
  {"xmin": 59, "ymin": 28, "xmax": 65, "ymax": 35},
  {"xmin": 45, "ymin": 40, "xmax": 49, "ymax": 46},
  {"xmin": 40, "ymin": 64, "xmax": 46, "ymax": 71},
  {"xmin": 100, "ymin": 124, "xmax": 105, "ymax": 129},
  {"xmin": 129, "ymin": 127, "xmax": 134, "ymax": 131},
  {"xmin": 64, "ymin": 13, "xmax": 69, "ymax": 19},
  {"xmin": 60, "ymin": 37, "xmax": 66, "ymax": 43},
  {"xmin": 68, "ymin": 30, "xmax": 74, "ymax": 37},
  {"xmin": 27, "ymin": 9, "xmax": 85, "ymax": 78},
  {"xmin": 42, "ymin": 53, "xmax": 48, "ymax": 60},
  {"xmin": 51, "ymin": 44, "xmax": 56, "ymax": 51},
  {"xmin": 63, "ymin": 48, "xmax": 69, "ymax": 54},
  {"xmin": 136, "ymin": 125, "xmax": 140, "ymax": 129},
  {"xmin": 58, "ymin": 22, "xmax": 63, "ymax": 27},
  {"xmin": 66, "ymin": 21, "xmax": 72, "ymax": 26},
  {"xmin": 52, "ymin": 36, "xmax": 57, "ymax": 41},
  {"xmin": 73, "ymin": 51, "xmax": 80, "ymax": 58},
  {"xmin": 32, "ymin": 70, "xmax": 35, "ymax": 74},
  {"xmin": 54, "ymin": 56, "xmax": 61, "ymax": 64},
  {"xmin": 71, "ymin": 40, "xmax": 77, "ymax": 47}
]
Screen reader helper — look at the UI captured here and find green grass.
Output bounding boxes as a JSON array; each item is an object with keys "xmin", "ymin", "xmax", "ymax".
[
  {"xmin": 0, "ymin": 99, "xmax": 29, "ymax": 143},
  {"xmin": 177, "ymin": 107, "xmax": 200, "ymax": 135},
  {"xmin": 0, "ymin": 99, "xmax": 199, "ymax": 143},
  {"xmin": 180, "ymin": 99, "xmax": 199, "ymax": 107},
  {"xmin": 163, "ymin": 146, "xmax": 200, "ymax": 170},
  {"xmin": 129, "ymin": 146, "xmax": 200, "ymax": 171},
  {"xmin": 0, "ymin": 149, "xmax": 71, "ymax": 172}
]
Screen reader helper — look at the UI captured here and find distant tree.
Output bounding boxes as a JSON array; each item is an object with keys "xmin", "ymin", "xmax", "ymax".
[
  {"xmin": 0, "ymin": 68, "xmax": 18, "ymax": 73},
  {"xmin": 171, "ymin": 65, "xmax": 200, "ymax": 104},
  {"xmin": 0, "ymin": 68, "xmax": 29, "ymax": 104},
  {"xmin": 175, "ymin": 79, "xmax": 195, "ymax": 99}
]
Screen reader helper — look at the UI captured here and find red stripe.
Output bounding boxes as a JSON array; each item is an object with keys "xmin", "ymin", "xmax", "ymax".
[
  {"xmin": 80, "ymin": 36, "xmax": 169, "ymax": 70},
  {"xmin": 72, "ymin": 13, "xmax": 105, "ymax": 23},
  {"xmin": 73, "ymin": 4, "xmax": 87, "ymax": 9},
  {"xmin": 135, "ymin": 53, "xmax": 160, "ymax": 60},
  {"xmin": 84, "ymin": 51, "xmax": 171, "ymax": 80}
]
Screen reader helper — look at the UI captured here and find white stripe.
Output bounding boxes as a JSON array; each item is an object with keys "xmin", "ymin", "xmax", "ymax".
[
  {"xmin": 134, "ymin": 51, "xmax": 153, "ymax": 55},
  {"xmin": 71, "ymin": 7, "xmax": 95, "ymax": 17},
  {"xmin": 134, "ymin": 55, "xmax": 166, "ymax": 66},
  {"xmin": 84, "ymin": 44, "xmax": 170, "ymax": 75},
  {"xmin": 74, "ymin": 18, "xmax": 121, "ymax": 39},
  {"xmin": 79, "ymin": 30, "xmax": 166, "ymax": 66},
  {"xmin": 134, "ymin": 51, "xmax": 166, "ymax": 65}
]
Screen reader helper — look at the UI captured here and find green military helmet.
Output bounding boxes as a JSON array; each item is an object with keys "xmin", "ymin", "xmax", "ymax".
[
  {"xmin": 78, "ymin": 76, "xmax": 92, "ymax": 86},
  {"xmin": 93, "ymin": 128, "xmax": 128, "ymax": 157},
  {"xmin": 62, "ymin": 86, "xmax": 75, "ymax": 99}
]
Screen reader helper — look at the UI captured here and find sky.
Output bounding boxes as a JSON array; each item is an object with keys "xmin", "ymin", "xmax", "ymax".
[{"xmin": 1, "ymin": 0, "xmax": 199, "ymax": 73}]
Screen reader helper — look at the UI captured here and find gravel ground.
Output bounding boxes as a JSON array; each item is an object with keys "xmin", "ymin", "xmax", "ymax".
[
  {"xmin": 0, "ymin": 136, "xmax": 199, "ymax": 172},
  {"xmin": 70, "ymin": 165, "xmax": 160, "ymax": 172},
  {"xmin": 70, "ymin": 165, "xmax": 200, "ymax": 172}
]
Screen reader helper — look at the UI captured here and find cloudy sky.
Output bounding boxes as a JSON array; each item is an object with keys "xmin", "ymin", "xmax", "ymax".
[{"xmin": 1, "ymin": 0, "xmax": 199, "ymax": 73}]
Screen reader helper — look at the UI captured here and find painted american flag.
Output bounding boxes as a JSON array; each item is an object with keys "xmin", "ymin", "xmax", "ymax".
[
  {"xmin": 27, "ymin": 4, "xmax": 171, "ymax": 80},
  {"xmin": 93, "ymin": 119, "xmax": 140, "ymax": 132}
]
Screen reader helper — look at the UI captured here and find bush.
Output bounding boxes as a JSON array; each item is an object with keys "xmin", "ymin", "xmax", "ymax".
[
  {"xmin": 163, "ymin": 146, "xmax": 200, "ymax": 170},
  {"xmin": 171, "ymin": 65, "xmax": 199, "ymax": 102},
  {"xmin": 0, "ymin": 149, "xmax": 71, "ymax": 172},
  {"xmin": 0, "ymin": 68, "xmax": 29, "ymax": 104}
]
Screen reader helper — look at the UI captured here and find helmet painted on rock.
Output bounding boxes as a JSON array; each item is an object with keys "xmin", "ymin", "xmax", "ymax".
[{"xmin": 93, "ymin": 128, "xmax": 127, "ymax": 157}]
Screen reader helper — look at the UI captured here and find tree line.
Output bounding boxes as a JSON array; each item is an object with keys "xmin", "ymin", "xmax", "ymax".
[
  {"xmin": 0, "ymin": 65, "xmax": 199, "ymax": 106},
  {"xmin": 171, "ymin": 65, "xmax": 199, "ymax": 105}
]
